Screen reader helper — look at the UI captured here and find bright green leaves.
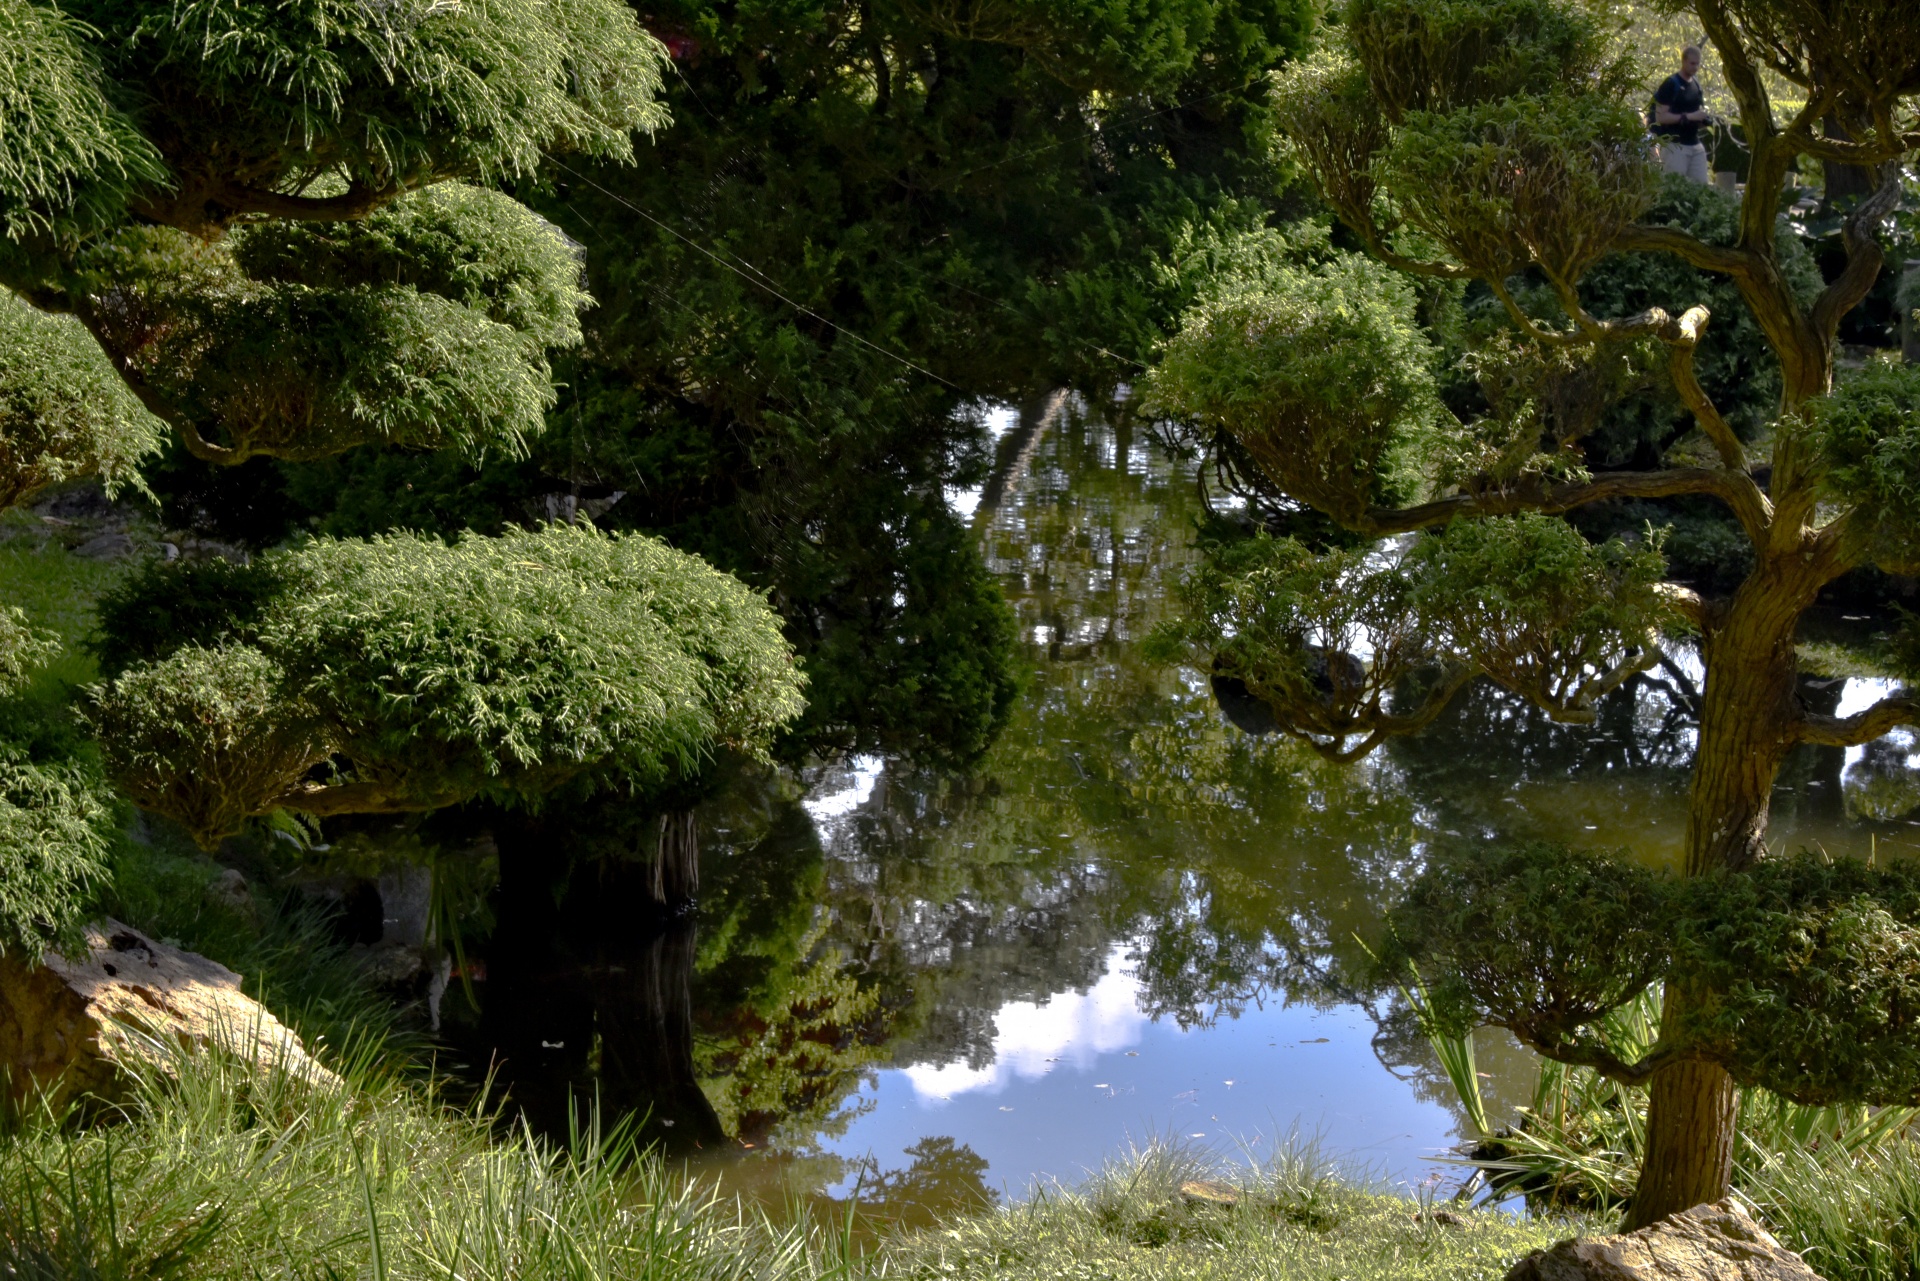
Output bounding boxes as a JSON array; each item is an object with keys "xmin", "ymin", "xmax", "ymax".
[
  {"xmin": 1381, "ymin": 840, "xmax": 1670, "ymax": 1051},
  {"xmin": 69, "ymin": 186, "xmax": 593, "ymax": 463},
  {"xmin": 1161, "ymin": 516, "xmax": 1681, "ymax": 757},
  {"xmin": 1404, "ymin": 514, "xmax": 1679, "ymax": 723},
  {"xmin": 1275, "ymin": 0, "xmax": 1649, "ymax": 289},
  {"xmin": 88, "ymin": 525, "xmax": 806, "ymax": 847},
  {"xmin": 232, "ymin": 185, "xmax": 591, "ymax": 350},
  {"xmin": 89, "ymin": 644, "xmax": 323, "ymax": 852},
  {"xmin": 0, "ymin": 0, "xmax": 162, "ymax": 240},
  {"xmin": 1383, "ymin": 841, "xmax": 1920, "ymax": 1108},
  {"xmin": 61, "ymin": 0, "xmax": 666, "ymax": 228},
  {"xmin": 1146, "ymin": 252, "xmax": 1442, "ymax": 526},
  {"xmin": 0, "ymin": 289, "xmax": 164, "ymax": 509},
  {"xmin": 1344, "ymin": 0, "xmax": 1629, "ymax": 121},
  {"xmin": 1800, "ymin": 361, "xmax": 1920, "ymax": 573},
  {"xmin": 0, "ymin": 748, "xmax": 114, "ymax": 957},
  {"xmin": 0, "ymin": 607, "xmax": 58, "ymax": 696},
  {"xmin": 1384, "ymin": 94, "xmax": 1656, "ymax": 286}
]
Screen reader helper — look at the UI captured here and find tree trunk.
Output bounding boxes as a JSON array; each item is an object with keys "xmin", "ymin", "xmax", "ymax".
[
  {"xmin": 1624, "ymin": 992, "xmax": 1738, "ymax": 1229},
  {"xmin": 649, "ymin": 810, "xmax": 699, "ymax": 910},
  {"xmin": 1627, "ymin": 572, "xmax": 1808, "ymax": 1225}
]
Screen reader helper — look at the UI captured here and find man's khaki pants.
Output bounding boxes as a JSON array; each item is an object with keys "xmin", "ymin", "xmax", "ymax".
[{"xmin": 1660, "ymin": 141, "xmax": 1710, "ymax": 183}]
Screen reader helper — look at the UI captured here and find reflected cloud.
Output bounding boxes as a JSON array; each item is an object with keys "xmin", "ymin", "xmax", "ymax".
[{"xmin": 902, "ymin": 946, "xmax": 1146, "ymax": 1102}]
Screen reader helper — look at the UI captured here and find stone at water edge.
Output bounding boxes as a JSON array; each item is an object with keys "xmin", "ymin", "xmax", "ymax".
[
  {"xmin": 1503, "ymin": 1198, "xmax": 1824, "ymax": 1281},
  {"xmin": 0, "ymin": 920, "xmax": 341, "ymax": 1110}
]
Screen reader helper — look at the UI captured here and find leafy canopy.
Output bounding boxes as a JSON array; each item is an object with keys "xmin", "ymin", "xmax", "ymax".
[{"xmin": 89, "ymin": 525, "xmax": 807, "ymax": 848}]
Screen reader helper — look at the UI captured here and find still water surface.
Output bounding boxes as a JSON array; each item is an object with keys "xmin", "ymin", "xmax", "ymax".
[{"xmin": 453, "ymin": 394, "xmax": 1920, "ymax": 1218}]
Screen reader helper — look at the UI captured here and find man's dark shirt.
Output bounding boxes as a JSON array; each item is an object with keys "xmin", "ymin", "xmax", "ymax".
[{"xmin": 1654, "ymin": 73, "xmax": 1705, "ymax": 146}]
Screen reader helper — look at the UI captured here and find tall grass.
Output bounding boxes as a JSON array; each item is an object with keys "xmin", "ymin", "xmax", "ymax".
[
  {"xmin": 866, "ymin": 1137, "xmax": 1588, "ymax": 1281},
  {"xmin": 0, "ymin": 1039, "xmax": 829, "ymax": 1281}
]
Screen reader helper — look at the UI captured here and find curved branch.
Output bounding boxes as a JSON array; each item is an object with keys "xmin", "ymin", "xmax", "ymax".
[
  {"xmin": 1667, "ymin": 307, "xmax": 1749, "ymax": 473},
  {"xmin": 1501, "ymin": 1023, "xmax": 1692, "ymax": 1087},
  {"xmin": 1811, "ymin": 173, "xmax": 1905, "ymax": 346},
  {"xmin": 1612, "ymin": 223, "xmax": 1755, "ymax": 280},
  {"xmin": 268, "ymin": 781, "xmax": 468, "ymax": 817},
  {"xmin": 1794, "ymin": 693, "xmax": 1919, "ymax": 747},
  {"xmin": 1652, "ymin": 585, "xmax": 1707, "ymax": 631},
  {"xmin": 1285, "ymin": 664, "xmax": 1477, "ymax": 763},
  {"xmin": 1360, "ymin": 468, "xmax": 1771, "ymax": 539},
  {"xmin": 215, "ymin": 179, "xmax": 403, "ymax": 222}
]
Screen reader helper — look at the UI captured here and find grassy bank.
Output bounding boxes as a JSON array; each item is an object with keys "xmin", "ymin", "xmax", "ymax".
[{"xmin": 0, "ymin": 1048, "xmax": 1579, "ymax": 1281}]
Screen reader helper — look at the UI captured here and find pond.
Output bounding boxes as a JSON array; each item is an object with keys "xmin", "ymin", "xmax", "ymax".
[{"xmin": 441, "ymin": 393, "xmax": 1920, "ymax": 1222}]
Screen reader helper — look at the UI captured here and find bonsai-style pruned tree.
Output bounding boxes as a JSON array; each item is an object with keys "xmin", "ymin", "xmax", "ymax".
[
  {"xmin": 0, "ymin": 0, "xmax": 815, "ymax": 945},
  {"xmin": 1147, "ymin": 0, "xmax": 1920, "ymax": 1227}
]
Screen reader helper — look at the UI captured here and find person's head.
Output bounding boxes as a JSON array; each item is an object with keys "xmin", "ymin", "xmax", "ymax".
[{"xmin": 1680, "ymin": 45, "xmax": 1702, "ymax": 79}]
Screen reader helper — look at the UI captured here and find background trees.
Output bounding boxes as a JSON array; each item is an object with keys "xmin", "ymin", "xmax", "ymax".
[
  {"xmin": 1148, "ymin": 0, "xmax": 1920, "ymax": 1227},
  {"xmin": 0, "ymin": 0, "xmax": 817, "ymax": 953}
]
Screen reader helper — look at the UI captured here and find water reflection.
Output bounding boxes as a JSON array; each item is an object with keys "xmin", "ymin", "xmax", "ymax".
[{"xmin": 446, "ymin": 393, "xmax": 1920, "ymax": 1220}]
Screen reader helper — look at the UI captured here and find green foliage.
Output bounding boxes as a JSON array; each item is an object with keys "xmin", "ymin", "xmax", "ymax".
[
  {"xmin": 89, "ymin": 525, "xmax": 807, "ymax": 845},
  {"xmin": 70, "ymin": 221, "xmax": 569, "ymax": 463},
  {"xmin": 89, "ymin": 557, "xmax": 288, "ymax": 681},
  {"xmin": 60, "ymin": 0, "xmax": 666, "ymax": 212},
  {"xmin": 1344, "ymin": 0, "xmax": 1631, "ymax": 121},
  {"xmin": 1389, "ymin": 841, "xmax": 1920, "ymax": 1108},
  {"xmin": 0, "ymin": 747, "xmax": 114, "ymax": 958},
  {"xmin": 0, "ymin": 605, "xmax": 57, "ymax": 694},
  {"xmin": 1154, "ymin": 534, "xmax": 1439, "ymax": 748},
  {"xmin": 1146, "ymin": 252, "xmax": 1441, "ymax": 524},
  {"xmin": 1803, "ymin": 359, "xmax": 1920, "ymax": 573},
  {"xmin": 0, "ymin": 0, "xmax": 163, "ymax": 239},
  {"xmin": 1674, "ymin": 856, "xmax": 1920, "ymax": 1107},
  {"xmin": 1384, "ymin": 93, "xmax": 1656, "ymax": 284},
  {"xmin": 1383, "ymin": 840, "xmax": 1670, "ymax": 1051},
  {"xmin": 0, "ymin": 288, "xmax": 164, "ymax": 509},
  {"xmin": 1405, "ymin": 514, "xmax": 1677, "ymax": 720},
  {"xmin": 88, "ymin": 644, "xmax": 323, "ymax": 850},
  {"xmin": 232, "ymin": 184, "xmax": 590, "ymax": 350},
  {"xmin": 1571, "ymin": 177, "xmax": 1822, "ymax": 464}
]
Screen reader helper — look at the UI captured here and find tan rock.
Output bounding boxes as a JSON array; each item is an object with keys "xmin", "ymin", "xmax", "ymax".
[
  {"xmin": 1505, "ymin": 1199, "xmax": 1823, "ymax": 1281},
  {"xmin": 1178, "ymin": 1179, "xmax": 1241, "ymax": 1206},
  {"xmin": 0, "ymin": 920, "xmax": 340, "ymax": 1109}
]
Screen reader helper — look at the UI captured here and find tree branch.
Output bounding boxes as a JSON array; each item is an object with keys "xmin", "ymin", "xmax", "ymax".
[
  {"xmin": 1652, "ymin": 584, "xmax": 1707, "ymax": 631},
  {"xmin": 215, "ymin": 179, "xmax": 403, "ymax": 223},
  {"xmin": 1360, "ymin": 468, "xmax": 1771, "ymax": 540},
  {"xmin": 1501, "ymin": 1023, "xmax": 1691, "ymax": 1087},
  {"xmin": 1810, "ymin": 173, "xmax": 1905, "ymax": 347},
  {"xmin": 1667, "ymin": 306, "xmax": 1749, "ymax": 472},
  {"xmin": 268, "ymin": 781, "xmax": 467, "ymax": 817},
  {"xmin": 1794, "ymin": 693, "xmax": 1919, "ymax": 747},
  {"xmin": 1611, "ymin": 224, "xmax": 1755, "ymax": 280}
]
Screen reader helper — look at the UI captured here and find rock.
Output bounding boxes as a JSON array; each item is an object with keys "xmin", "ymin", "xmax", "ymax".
[
  {"xmin": 71, "ymin": 531, "xmax": 135, "ymax": 560},
  {"xmin": 1504, "ymin": 1199, "xmax": 1823, "ymax": 1281},
  {"xmin": 0, "ymin": 920, "xmax": 340, "ymax": 1110},
  {"xmin": 1178, "ymin": 1179, "xmax": 1241, "ymax": 1207},
  {"xmin": 205, "ymin": 867, "xmax": 255, "ymax": 916}
]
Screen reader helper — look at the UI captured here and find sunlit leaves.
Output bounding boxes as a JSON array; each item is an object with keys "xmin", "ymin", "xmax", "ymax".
[
  {"xmin": 1405, "ymin": 514, "xmax": 1679, "ymax": 723},
  {"xmin": 0, "ymin": 606, "xmax": 57, "ymax": 695},
  {"xmin": 0, "ymin": 0, "xmax": 163, "ymax": 240},
  {"xmin": 71, "ymin": 206, "xmax": 585, "ymax": 462},
  {"xmin": 1146, "ymin": 252, "xmax": 1442, "ymax": 526},
  {"xmin": 1801, "ymin": 360, "xmax": 1920, "ymax": 573},
  {"xmin": 88, "ymin": 525, "xmax": 807, "ymax": 846},
  {"xmin": 62, "ymin": 0, "xmax": 667, "ymax": 220},
  {"xmin": 1344, "ymin": 0, "xmax": 1632, "ymax": 123},
  {"xmin": 1383, "ymin": 94, "xmax": 1656, "ymax": 286},
  {"xmin": 0, "ymin": 748, "xmax": 114, "ymax": 957},
  {"xmin": 0, "ymin": 289, "xmax": 164, "ymax": 508}
]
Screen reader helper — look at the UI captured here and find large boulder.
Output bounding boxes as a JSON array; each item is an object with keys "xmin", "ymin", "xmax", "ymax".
[
  {"xmin": 0, "ymin": 920, "xmax": 340, "ymax": 1109},
  {"xmin": 1505, "ymin": 1200, "xmax": 1823, "ymax": 1280}
]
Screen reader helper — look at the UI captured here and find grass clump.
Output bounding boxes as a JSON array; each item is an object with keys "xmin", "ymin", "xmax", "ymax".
[{"xmin": 870, "ymin": 1139, "xmax": 1587, "ymax": 1281}]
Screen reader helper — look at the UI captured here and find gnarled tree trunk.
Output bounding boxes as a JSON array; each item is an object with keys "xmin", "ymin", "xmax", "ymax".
[{"xmin": 1624, "ymin": 566, "xmax": 1814, "ymax": 1228}]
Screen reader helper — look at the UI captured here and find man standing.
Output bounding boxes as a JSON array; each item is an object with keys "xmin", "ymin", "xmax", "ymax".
[{"xmin": 1653, "ymin": 46, "xmax": 1711, "ymax": 183}]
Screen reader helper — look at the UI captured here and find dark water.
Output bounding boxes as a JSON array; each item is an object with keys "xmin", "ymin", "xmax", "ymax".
[{"xmin": 444, "ymin": 394, "xmax": 1920, "ymax": 1221}]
